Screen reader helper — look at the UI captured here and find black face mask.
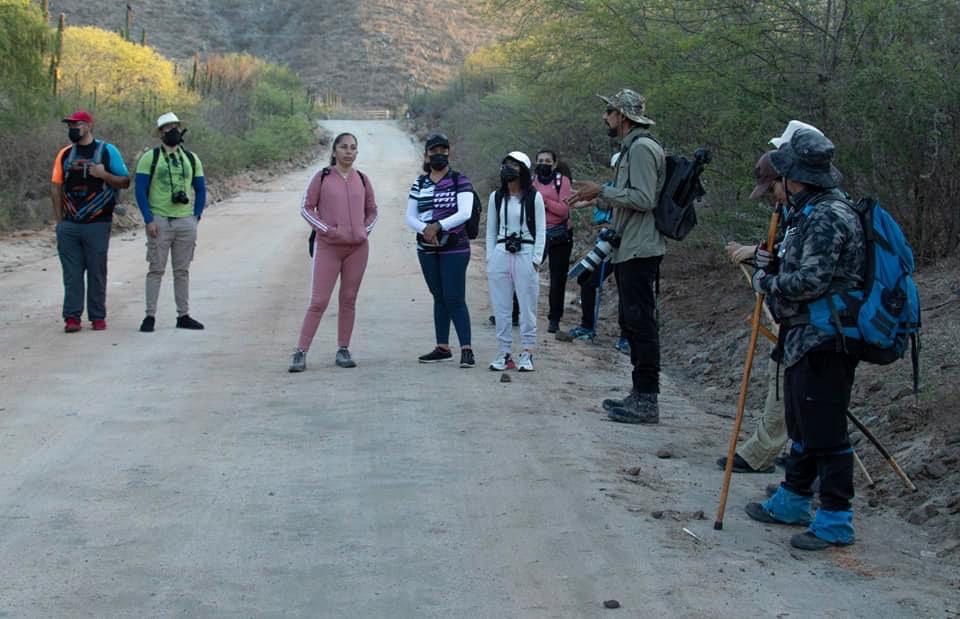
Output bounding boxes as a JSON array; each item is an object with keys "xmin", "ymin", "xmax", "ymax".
[
  {"xmin": 162, "ymin": 128, "xmax": 182, "ymax": 147},
  {"xmin": 535, "ymin": 164, "xmax": 553, "ymax": 182},
  {"xmin": 606, "ymin": 124, "xmax": 619, "ymax": 138},
  {"xmin": 500, "ymin": 166, "xmax": 520, "ymax": 183},
  {"xmin": 428, "ymin": 153, "xmax": 449, "ymax": 171},
  {"xmin": 68, "ymin": 128, "xmax": 82, "ymax": 143}
]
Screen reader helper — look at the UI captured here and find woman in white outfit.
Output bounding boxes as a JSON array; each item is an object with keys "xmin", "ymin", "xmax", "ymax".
[{"xmin": 486, "ymin": 151, "xmax": 546, "ymax": 371}]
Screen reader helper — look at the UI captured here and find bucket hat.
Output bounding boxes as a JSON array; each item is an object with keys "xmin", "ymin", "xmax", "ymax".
[
  {"xmin": 597, "ymin": 89, "xmax": 655, "ymax": 126},
  {"xmin": 770, "ymin": 129, "xmax": 839, "ymax": 189}
]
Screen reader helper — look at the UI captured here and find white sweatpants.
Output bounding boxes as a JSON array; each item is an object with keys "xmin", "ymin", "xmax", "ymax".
[{"xmin": 487, "ymin": 249, "xmax": 539, "ymax": 352}]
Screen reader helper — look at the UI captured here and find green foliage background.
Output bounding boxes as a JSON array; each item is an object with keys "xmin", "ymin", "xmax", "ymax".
[
  {"xmin": 0, "ymin": 1, "xmax": 322, "ymax": 229},
  {"xmin": 407, "ymin": 0, "xmax": 960, "ymax": 260}
]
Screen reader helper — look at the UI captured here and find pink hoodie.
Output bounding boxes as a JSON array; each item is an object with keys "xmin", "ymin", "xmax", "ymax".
[
  {"xmin": 533, "ymin": 173, "xmax": 573, "ymax": 228},
  {"xmin": 300, "ymin": 168, "xmax": 378, "ymax": 245}
]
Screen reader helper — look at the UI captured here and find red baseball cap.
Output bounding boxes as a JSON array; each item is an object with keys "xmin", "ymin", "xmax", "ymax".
[{"xmin": 62, "ymin": 110, "xmax": 94, "ymax": 124}]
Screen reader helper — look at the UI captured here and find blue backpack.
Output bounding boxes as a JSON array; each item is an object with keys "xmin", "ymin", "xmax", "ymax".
[{"xmin": 800, "ymin": 197, "xmax": 921, "ymax": 386}]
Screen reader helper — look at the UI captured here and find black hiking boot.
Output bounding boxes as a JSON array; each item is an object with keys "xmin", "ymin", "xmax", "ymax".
[
  {"xmin": 139, "ymin": 316, "xmax": 155, "ymax": 333},
  {"xmin": 607, "ymin": 393, "xmax": 659, "ymax": 425},
  {"xmin": 602, "ymin": 391, "xmax": 638, "ymax": 412}
]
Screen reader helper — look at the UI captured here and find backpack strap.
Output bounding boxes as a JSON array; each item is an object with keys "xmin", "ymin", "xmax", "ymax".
[{"xmin": 146, "ymin": 146, "xmax": 162, "ymax": 196}]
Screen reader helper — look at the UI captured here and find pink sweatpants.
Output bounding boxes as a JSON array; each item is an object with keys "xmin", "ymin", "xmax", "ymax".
[{"xmin": 297, "ymin": 239, "xmax": 369, "ymax": 351}]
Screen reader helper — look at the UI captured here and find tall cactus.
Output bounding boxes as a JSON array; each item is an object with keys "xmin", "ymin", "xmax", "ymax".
[{"xmin": 125, "ymin": 4, "xmax": 133, "ymax": 41}]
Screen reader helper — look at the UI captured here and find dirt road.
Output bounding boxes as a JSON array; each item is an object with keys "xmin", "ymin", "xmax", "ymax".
[{"xmin": 0, "ymin": 121, "xmax": 955, "ymax": 617}]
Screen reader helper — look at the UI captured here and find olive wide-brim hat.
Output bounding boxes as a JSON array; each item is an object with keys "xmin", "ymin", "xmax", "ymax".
[
  {"xmin": 597, "ymin": 89, "xmax": 655, "ymax": 126},
  {"xmin": 770, "ymin": 128, "xmax": 839, "ymax": 189}
]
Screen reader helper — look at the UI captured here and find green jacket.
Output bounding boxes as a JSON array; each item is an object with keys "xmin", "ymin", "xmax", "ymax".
[{"xmin": 598, "ymin": 127, "xmax": 666, "ymax": 262}]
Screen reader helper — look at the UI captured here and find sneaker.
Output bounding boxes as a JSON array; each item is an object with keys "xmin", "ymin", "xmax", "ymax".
[
  {"xmin": 418, "ymin": 347, "xmax": 453, "ymax": 363},
  {"xmin": 335, "ymin": 348, "xmax": 357, "ymax": 368},
  {"xmin": 614, "ymin": 337, "xmax": 630, "ymax": 355},
  {"xmin": 91, "ymin": 319, "xmax": 107, "ymax": 331},
  {"xmin": 64, "ymin": 317, "xmax": 82, "ymax": 333},
  {"xmin": 489, "ymin": 352, "xmax": 516, "ymax": 371},
  {"xmin": 716, "ymin": 454, "xmax": 776, "ymax": 474},
  {"xmin": 607, "ymin": 393, "xmax": 659, "ymax": 424},
  {"xmin": 547, "ymin": 320, "xmax": 559, "ymax": 334},
  {"xmin": 745, "ymin": 502, "xmax": 806, "ymax": 526},
  {"xmin": 517, "ymin": 350, "xmax": 534, "ymax": 372},
  {"xmin": 568, "ymin": 326, "xmax": 595, "ymax": 341},
  {"xmin": 790, "ymin": 531, "xmax": 845, "ymax": 551},
  {"xmin": 288, "ymin": 349, "xmax": 306, "ymax": 372},
  {"xmin": 176, "ymin": 315, "xmax": 205, "ymax": 330},
  {"xmin": 139, "ymin": 316, "xmax": 155, "ymax": 332},
  {"xmin": 459, "ymin": 349, "xmax": 476, "ymax": 368}
]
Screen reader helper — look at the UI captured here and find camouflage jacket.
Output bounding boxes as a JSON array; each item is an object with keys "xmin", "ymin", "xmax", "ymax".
[{"xmin": 758, "ymin": 189, "xmax": 865, "ymax": 367}]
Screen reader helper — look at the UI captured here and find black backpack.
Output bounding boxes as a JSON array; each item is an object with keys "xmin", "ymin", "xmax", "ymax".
[
  {"xmin": 493, "ymin": 186, "xmax": 539, "ymax": 241},
  {"xmin": 622, "ymin": 133, "xmax": 711, "ymax": 241},
  {"xmin": 417, "ymin": 170, "xmax": 482, "ymax": 240},
  {"xmin": 306, "ymin": 167, "xmax": 368, "ymax": 257}
]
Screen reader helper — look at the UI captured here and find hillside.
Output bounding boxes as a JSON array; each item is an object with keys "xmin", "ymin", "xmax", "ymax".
[{"xmin": 46, "ymin": 0, "xmax": 496, "ymax": 108}]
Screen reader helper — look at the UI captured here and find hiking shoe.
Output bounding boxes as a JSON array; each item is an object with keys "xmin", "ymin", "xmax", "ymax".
[
  {"xmin": 91, "ymin": 319, "xmax": 107, "ymax": 331},
  {"xmin": 716, "ymin": 454, "xmax": 776, "ymax": 474},
  {"xmin": 517, "ymin": 351, "xmax": 534, "ymax": 372},
  {"xmin": 607, "ymin": 393, "xmax": 659, "ymax": 424},
  {"xmin": 64, "ymin": 317, "xmax": 82, "ymax": 333},
  {"xmin": 615, "ymin": 337, "xmax": 630, "ymax": 355},
  {"xmin": 139, "ymin": 316, "xmax": 155, "ymax": 332},
  {"xmin": 418, "ymin": 347, "xmax": 453, "ymax": 363},
  {"xmin": 745, "ymin": 502, "xmax": 806, "ymax": 526},
  {"xmin": 547, "ymin": 320, "xmax": 560, "ymax": 334},
  {"xmin": 489, "ymin": 352, "xmax": 516, "ymax": 371},
  {"xmin": 335, "ymin": 348, "xmax": 357, "ymax": 368},
  {"xmin": 568, "ymin": 326, "xmax": 595, "ymax": 341},
  {"xmin": 459, "ymin": 349, "xmax": 476, "ymax": 368},
  {"xmin": 288, "ymin": 349, "xmax": 306, "ymax": 372},
  {"xmin": 602, "ymin": 391, "xmax": 638, "ymax": 412},
  {"xmin": 176, "ymin": 315, "xmax": 204, "ymax": 330},
  {"xmin": 790, "ymin": 531, "xmax": 844, "ymax": 551}
]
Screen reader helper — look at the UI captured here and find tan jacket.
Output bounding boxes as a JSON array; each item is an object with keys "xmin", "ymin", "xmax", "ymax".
[{"xmin": 598, "ymin": 127, "xmax": 666, "ymax": 262}]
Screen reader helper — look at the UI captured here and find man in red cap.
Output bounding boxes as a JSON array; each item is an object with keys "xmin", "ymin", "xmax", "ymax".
[{"xmin": 51, "ymin": 110, "xmax": 130, "ymax": 332}]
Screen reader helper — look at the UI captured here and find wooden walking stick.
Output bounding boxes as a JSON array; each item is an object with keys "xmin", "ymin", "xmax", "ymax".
[
  {"xmin": 846, "ymin": 411, "xmax": 918, "ymax": 492},
  {"xmin": 715, "ymin": 211, "xmax": 780, "ymax": 530}
]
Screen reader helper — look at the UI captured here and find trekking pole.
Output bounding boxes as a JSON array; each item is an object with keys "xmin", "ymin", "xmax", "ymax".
[
  {"xmin": 715, "ymin": 210, "xmax": 780, "ymax": 531},
  {"xmin": 846, "ymin": 410, "xmax": 918, "ymax": 492},
  {"xmin": 852, "ymin": 450, "xmax": 875, "ymax": 487}
]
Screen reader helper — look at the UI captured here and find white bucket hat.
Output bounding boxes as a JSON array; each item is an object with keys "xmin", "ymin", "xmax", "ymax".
[{"xmin": 156, "ymin": 112, "xmax": 180, "ymax": 128}]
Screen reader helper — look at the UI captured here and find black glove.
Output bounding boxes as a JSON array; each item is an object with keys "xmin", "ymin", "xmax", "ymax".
[{"xmin": 754, "ymin": 244, "xmax": 778, "ymax": 274}]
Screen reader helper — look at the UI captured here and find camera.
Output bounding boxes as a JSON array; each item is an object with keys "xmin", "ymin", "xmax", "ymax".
[
  {"xmin": 568, "ymin": 228, "xmax": 621, "ymax": 279},
  {"xmin": 172, "ymin": 190, "xmax": 190, "ymax": 205},
  {"xmin": 503, "ymin": 234, "xmax": 522, "ymax": 254}
]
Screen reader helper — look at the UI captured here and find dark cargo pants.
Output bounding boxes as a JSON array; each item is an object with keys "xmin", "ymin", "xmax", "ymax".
[{"xmin": 56, "ymin": 220, "xmax": 111, "ymax": 321}]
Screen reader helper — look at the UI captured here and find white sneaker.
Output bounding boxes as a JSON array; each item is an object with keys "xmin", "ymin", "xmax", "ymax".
[
  {"xmin": 517, "ymin": 351, "xmax": 534, "ymax": 372},
  {"xmin": 489, "ymin": 352, "xmax": 515, "ymax": 371}
]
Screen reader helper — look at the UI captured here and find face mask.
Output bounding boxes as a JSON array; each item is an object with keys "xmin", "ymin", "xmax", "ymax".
[
  {"xmin": 535, "ymin": 164, "xmax": 553, "ymax": 181},
  {"xmin": 68, "ymin": 128, "xmax": 82, "ymax": 143},
  {"xmin": 428, "ymin": 153, "xmax": 449, "ymax": 171},
  {"xmin": 162, "ymin": 128, "xmax": 182, "ymax": 147},
  {"xmin": 500, "ymin": 165, "xmax": 520, "ymax": 183}
]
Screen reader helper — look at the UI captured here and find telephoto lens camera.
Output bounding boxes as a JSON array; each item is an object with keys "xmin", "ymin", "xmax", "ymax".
[
  {"xmin": 172, "ymin": 190, "xmax": 190, "ymax": 205},
  {"xmin": 567, "ymin": 228, "xmax": 621, "ymax": 279},
  {"xmin": 503, "ymin": 234, "xmax": 522, "ymax": 254}
]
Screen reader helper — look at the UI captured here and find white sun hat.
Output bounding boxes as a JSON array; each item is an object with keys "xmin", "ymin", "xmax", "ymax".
[{"xmin": 156, "ymin": 112, "xmax": 180, "ymax": 128}]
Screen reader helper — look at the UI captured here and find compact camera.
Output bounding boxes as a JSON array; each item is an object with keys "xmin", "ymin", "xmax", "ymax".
[
  {"xmin": 172, "ymin": 190, "xmax": 190, "ymax": 205},
  {"xmin": 503, "ymin": 234, "xmax": 522, "ymax": 254}
]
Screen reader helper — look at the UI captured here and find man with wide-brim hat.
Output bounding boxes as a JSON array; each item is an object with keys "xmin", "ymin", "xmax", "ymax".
[
  {"xmin": 566, "ymin": 88, "xmax": 666, "ymax": 425},
  {"xmin": 745, "ymin": 128, "xmax": 866, "ymax": 552}
]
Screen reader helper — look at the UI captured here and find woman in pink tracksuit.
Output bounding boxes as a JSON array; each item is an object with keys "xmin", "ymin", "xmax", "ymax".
[{"xmin": 288, "ymin": 132, "xmax": 378, "ymax": 372}]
